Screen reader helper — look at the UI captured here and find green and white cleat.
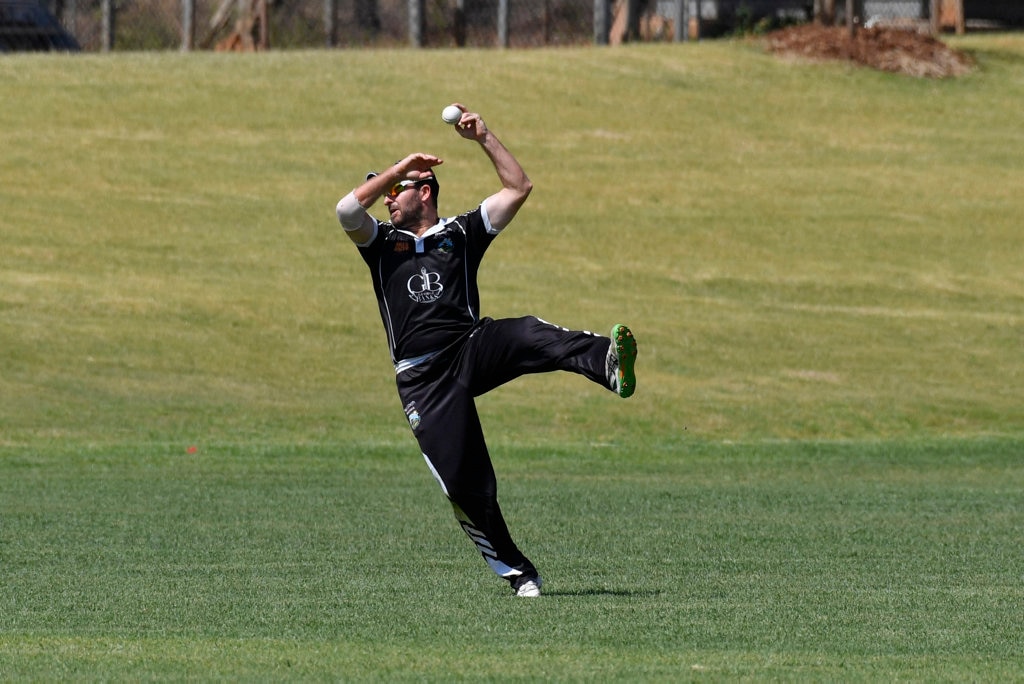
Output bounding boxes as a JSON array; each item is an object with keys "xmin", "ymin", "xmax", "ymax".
[{"xmin": 607, "ymin": 324, "xmax": 638, "ymax": 398}]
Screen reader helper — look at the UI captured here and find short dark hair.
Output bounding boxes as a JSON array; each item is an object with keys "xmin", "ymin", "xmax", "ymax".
[{"xmin": 419, "ymin": 174, "xmax": 439, "ymax": 207}]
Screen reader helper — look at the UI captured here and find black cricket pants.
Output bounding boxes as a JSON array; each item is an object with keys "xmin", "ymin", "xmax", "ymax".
[{"xmin": 395, "ymin": 315, "xmax": 612, "ymax": 586}]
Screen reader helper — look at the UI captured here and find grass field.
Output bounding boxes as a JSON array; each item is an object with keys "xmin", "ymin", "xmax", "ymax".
[{"xmin": 2, "ymin": 33, "xmax": 1024, "ymax": 680}]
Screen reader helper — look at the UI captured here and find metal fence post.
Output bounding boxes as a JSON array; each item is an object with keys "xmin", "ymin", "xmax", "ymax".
[
  {"xmin": 181, "ymin": 0, "xmax": 195, "ymax": 50},
  {"xmin": 324, "ymin": 0, "xmax": 338, "ymax": 46},
  {"xmin": 408, "ymin": 0, "xmax": 422, "ymax": 46},
  {"xmin": 101, "ymin": 0, "xmax": 114, "ymax": 51},
  {"xmin": 497, "ymin": 0, "xmax": 509, "ymax": 46},
  {"xmin": 593, "ymin": 0, "xmax": 608, "ymax": 44}
]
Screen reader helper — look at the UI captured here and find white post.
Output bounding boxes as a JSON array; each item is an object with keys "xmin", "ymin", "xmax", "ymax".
[
  {"xmin": 181, "ymin": 0, "xmax": 195, "ymax": 50},
  {"xmin": 101, "ymin": 0, "xmax": 114, "ymax": 51},
  {"xmin": 408, "ymin": 0, "xmax": 422, "ymax": 46},
  {"xmin": 497, "ymin": 0, "xmax": 509, "ymax": 47}
]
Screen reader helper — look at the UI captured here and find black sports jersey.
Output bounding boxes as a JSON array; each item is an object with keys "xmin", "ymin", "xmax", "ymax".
[{"xmin": 358, "ymin": 205, "xmax": 498, "ymax": 364}]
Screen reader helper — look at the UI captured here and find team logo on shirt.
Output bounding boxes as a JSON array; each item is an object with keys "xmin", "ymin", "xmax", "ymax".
[
  {"xmin": 404, "ymin": 401, "xmax": 421, "ymax": 431},
  {"xmin": 437, "ymin": 237, "xmax": 454, "ymax": 253},
  {"xmin": 407, "ymin": 267, "xmax": 443, "ymax": 303}
]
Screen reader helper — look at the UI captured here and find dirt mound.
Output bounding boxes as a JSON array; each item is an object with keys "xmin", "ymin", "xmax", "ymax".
[{"xmin": 766, "ymin": 24, "xmax": 974, "ymax": 78}]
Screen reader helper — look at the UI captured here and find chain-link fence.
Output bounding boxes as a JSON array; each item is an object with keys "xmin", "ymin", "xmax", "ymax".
[
  {"xmin": 31, "ymin": 0, "xmax": 1023, "ymax": 52},
  {"xmin": 862, "ymin": 1, "xmax": 929, "ymax": 26},
  {"xmin": 50, "ymin": 0, "xmax": 183, "ymax": 49},
  {"xmin": 43, "ymin": 0, "xmax": 602, "ymax": 50},
  {"xmin": 37, "ymin": 0, "xmax": 806, "ymax": 50}
]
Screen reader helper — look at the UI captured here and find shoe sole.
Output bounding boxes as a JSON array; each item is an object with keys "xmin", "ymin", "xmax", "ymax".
[{"xmin": 610, "ymin": 324, "xmax": 637, "ymax": 398}]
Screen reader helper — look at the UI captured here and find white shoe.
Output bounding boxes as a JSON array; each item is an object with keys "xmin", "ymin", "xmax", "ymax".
[{"xmin": 515, "ymin": 577, "xmax": 543, "ymax": 597}]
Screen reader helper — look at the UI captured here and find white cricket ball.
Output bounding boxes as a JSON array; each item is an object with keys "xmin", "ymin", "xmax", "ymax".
[{"xmin": 441, "ymin": 105, "xmax": 462, "ymax": 125}]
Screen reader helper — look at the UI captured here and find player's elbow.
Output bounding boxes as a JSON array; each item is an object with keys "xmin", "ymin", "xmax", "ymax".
[
  {"xmin": 337, "ymin": 191, "xmax": 367, "ymax": 230},
  {"xmin": 516, "ymin": 178, "xmax": 533, "ymax": 203},
  {"xmin": 511, "ymin": 181, "xmax": 533, "ymax": 213}
]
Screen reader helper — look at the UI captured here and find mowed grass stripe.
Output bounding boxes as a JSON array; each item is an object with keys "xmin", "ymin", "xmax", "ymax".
[{"xmin": 2, "ymin": 440, "xmax": 1022, "ymax": 678}]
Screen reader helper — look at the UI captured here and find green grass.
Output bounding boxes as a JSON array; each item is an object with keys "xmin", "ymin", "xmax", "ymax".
[
  {"xmin": 2, "ymin": 440, "xmax": 1022, "ymax": 679},
  {"xmin": 2, "ymin": 34, "xmax": 1024, "ymax": 679}
]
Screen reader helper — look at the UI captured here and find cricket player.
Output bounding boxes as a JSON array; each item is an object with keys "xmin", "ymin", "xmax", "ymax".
[{"xmin": 335, "ymin": 104, "xmax": 637, "ymax": 597}]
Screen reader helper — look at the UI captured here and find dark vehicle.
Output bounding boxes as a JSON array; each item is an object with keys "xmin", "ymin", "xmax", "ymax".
[{"xmin": 1, "ymin": 0, "xmax": 80, "ymax": 52}]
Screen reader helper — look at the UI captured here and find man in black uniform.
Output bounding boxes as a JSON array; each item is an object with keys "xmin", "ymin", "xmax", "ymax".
[{"xmin": 335, "ymin": 104, "xmax": 637, "ymax": 597}]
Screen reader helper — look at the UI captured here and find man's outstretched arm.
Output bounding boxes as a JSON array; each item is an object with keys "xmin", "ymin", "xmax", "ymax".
[{"xmin": 451, "ymin": 105, "xmax": 532, "ymax": 232}]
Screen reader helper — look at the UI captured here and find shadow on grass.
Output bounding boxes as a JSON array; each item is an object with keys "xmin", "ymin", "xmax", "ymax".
[{"xmin": 544, "ymin": 588, "xmax": 661, "ymax": 598}]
